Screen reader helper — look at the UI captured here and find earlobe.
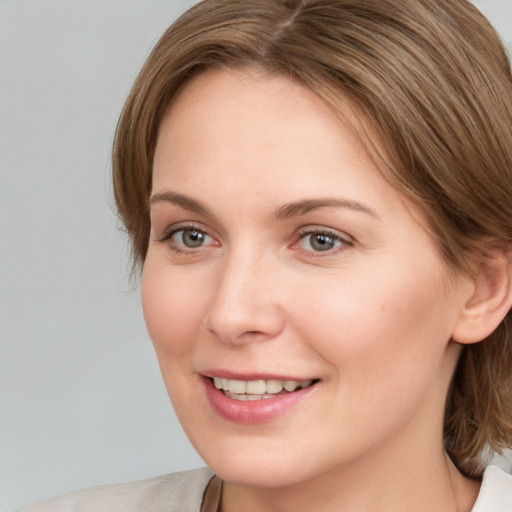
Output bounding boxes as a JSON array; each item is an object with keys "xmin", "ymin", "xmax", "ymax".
[{"xmin": 452, "ymin": 249, "xmax": 512, "ymax": 344}]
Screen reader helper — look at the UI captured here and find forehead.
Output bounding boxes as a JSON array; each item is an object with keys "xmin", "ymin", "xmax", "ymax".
[
  {"xmin": 154, "ymin": 67, "xmax": 374, "ymax": 180},
  {"xmin": 158, "ymin": 67, "xmax": 346, "ymax": 145},
  {"xmin": 152, "ymin": 67, "xmax": 414, "ymax": 220}
]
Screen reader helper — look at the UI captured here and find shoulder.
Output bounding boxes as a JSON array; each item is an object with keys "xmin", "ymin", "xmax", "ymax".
[
  {"xmin": 19, "ymin": 467, "xmax": 214, "ymax": 512},
  {"xmin": 472, "ymin": 465, "xmax": 512, "ymax": 511}
]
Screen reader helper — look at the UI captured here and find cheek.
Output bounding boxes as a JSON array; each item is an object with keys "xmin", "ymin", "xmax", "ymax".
[
  {"xmin": 296, "ymin": 264, "xmax": 455, "ymax": 384},
  {"xmin": 141, "ymin": 262, "xmax": 208, "ymax": 358},
  {"xmin": 141, "ymin": 261, "xmax": 211, "ymax": 419},
  {"xmin": 290, "ymin": 265, "xmax": 459, "ymax": 447}
]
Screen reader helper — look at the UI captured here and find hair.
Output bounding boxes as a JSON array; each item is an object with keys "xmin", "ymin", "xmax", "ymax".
[{"xmin": 112, "ymin": 0, "xmax": 512, "ymax": 477}]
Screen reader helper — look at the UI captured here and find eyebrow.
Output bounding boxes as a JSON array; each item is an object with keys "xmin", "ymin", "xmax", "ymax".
[
  {"xmin": 149, "ymin": 190, "xmax": 380, "ymax": 220},
  {"xmin": 150, "ymin": 191, "xmax": 214, "ymax": 217},
  {"xmin": 274, "ymin": 198, "xmax": 380, "ymax": 220}
]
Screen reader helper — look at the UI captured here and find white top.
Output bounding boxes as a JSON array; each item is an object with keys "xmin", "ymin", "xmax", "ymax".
[
  {"xmin": 471, "ymin": 465, "xmax": 512, "ymax": 511},
  {"xmin": 18, "ymin": 464, "xmax": 512, "ymax": 511}
]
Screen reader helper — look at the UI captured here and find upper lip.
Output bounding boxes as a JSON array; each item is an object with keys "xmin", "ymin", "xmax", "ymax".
[{"xmin": 200, "ymin": 369, "xmax": 318, "ymax": 381}]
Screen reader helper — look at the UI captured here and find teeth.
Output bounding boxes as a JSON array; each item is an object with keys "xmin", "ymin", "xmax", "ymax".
[
  {"xmin": 228, "ymin": 379, "xmax": 246, "ymax": 394},
  {"xmin": 245, "ymin": 380, "xmax": 266, "ymax": 394},
  {"xmin": 225, "ymin": 391, "xmax": 274, "ymax": 401},
  {"xmin": 283, "ymin": 380, "xmax": 298, "ymax": 392},
  {"xmin": 266, "ymin": 379, "xmax": 283, "ymax": 393},
  {"xmin": 212, "ymin": 377, "xmax": 314, "ymax": 397}
]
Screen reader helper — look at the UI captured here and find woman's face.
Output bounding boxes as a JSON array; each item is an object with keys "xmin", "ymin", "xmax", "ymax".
[{"xmin": 143, "ymin": 68, "xmax": 471, "ymax": 487}]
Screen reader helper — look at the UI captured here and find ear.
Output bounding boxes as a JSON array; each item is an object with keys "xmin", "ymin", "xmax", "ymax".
[{"xmin": 452, "ymin": 248, "xmax": 512, "ymax": 344}]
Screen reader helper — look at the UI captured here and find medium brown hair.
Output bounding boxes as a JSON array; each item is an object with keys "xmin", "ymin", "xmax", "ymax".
[{"xmin": 112, "ymin": 0, "xmax": 512, "ymax": 476}]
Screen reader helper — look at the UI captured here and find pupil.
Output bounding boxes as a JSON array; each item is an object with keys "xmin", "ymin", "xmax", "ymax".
[
  {"xmin": 312, "ymin": 234, "xmax": 334, "ymax": 251},
  {"xmin": 183, "ymin": 230, "xmax": 204, "ymax": 247}
]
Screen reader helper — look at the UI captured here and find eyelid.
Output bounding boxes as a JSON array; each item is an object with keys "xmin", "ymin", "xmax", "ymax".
[{"xmin": 157, "ymin": 222, "xmax": 195, "ymax": 243}]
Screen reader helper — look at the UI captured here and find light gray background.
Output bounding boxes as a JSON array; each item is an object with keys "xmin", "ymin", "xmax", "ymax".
[{"xmin": 1, "ymin": 1, "xmax": 511, "ymax": 510}]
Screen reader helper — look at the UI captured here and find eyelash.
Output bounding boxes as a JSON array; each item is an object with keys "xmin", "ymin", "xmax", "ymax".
[{"xmin": 157, "ymin": 224, "xmax": 352, "ymax": 256}]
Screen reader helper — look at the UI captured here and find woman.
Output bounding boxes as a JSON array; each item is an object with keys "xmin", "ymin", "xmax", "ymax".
[{"xmin": 22, "ymin": 0, "xmax": 512, "ymax": 510}]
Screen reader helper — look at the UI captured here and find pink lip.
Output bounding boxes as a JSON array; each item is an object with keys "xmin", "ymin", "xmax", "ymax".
[{"xmin": 201, "ymin": 375, "xmax": 318, "ymax": 425}]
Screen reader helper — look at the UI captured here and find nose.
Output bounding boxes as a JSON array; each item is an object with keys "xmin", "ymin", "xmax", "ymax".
[{"xmin": 205, "ymin": 250, "xmax": 285, "ymax": 346}]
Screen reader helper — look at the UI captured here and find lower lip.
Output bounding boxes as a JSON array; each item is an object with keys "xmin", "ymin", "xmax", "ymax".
[{"xmin": 202, "ymin": 377, "xmax": 317, "ymax": 424}]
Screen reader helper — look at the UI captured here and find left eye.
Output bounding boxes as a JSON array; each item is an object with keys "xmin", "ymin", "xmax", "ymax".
[
  {"xmin": 171, "ymin": 228, "xmax": 213, "ymax": 248},
  {"xmin": 298, "ymin": 231, "xmax": 345, "ymax": 252}
]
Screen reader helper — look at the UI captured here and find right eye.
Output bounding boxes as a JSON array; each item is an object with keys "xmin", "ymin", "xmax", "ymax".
[{"xmin": 168, "ymin": 227, "xmax": 215, "ymax": 249}]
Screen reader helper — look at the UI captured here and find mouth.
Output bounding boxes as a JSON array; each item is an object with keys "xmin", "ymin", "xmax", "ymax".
[
  {"xmin": 211, "ymin": 377, "xmax": 318, "ymax": 401},
  {"xmin": 202, "ymin": 374, "xmax": 320, "ymax": 424}
]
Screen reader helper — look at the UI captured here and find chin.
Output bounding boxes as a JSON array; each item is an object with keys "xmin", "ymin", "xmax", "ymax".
[
  {"xmin": 188, "ymin": 427, "xmax": 327, "ymax": 489},
  {"xmin": 208, "ymin": 456, "xmax": 310, "ymax": 488}
]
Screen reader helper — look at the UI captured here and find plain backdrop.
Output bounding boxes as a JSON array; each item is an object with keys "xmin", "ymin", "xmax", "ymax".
[{"xmin": 1, "ymin": 0, "xmax": 511, "ymax": 510}]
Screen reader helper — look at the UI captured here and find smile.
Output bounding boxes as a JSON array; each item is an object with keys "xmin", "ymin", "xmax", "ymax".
[
  {"xmin": 203, "ymin": 375, "xmax": 319, "ymax": 424},
  {"xmin": 213, "ymin": 377, "xmax": 314, "ymax": 401}
]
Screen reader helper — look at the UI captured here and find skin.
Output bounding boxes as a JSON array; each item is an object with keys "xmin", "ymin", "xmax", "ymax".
[{"xmin": 143, "ymin": 68, "xmax": 480, "ymax": 511}]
